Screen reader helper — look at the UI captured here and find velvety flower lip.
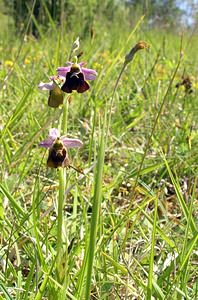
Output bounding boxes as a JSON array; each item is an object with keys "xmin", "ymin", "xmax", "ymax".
[
  {"xmin": 61, "ymin": 70, "xmax": 90, "ymax": 93},
  {"xmin": 39, "ymin": 128, "xmax": 83, "ymax": 149},
  {"xmin": 57, "ymin": 62, "xmax": 97, "ymax": 81},
  {"xmin": 59, "ymin": 62, "xmax": 97, "ymax": 93}
]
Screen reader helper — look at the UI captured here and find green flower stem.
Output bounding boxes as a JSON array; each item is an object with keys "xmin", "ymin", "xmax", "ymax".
[
  {"xmin": 62, "ymin": 98, "xmax": 69, "ymax": 134},
  {"xmin": 56, "ymin": 100, "xmax": 68, "ymax": 282},
  {"xmin": 57, "ymin": 167, "xmax": 65, "ymax": 259}
]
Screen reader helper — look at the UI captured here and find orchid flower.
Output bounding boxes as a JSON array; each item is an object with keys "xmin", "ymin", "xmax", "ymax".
[
  {"xmin": 39, "ymin": 128, "xmax": 83, "ymax": 168},
  {"xmin": 38, "ymin": 62, "xmax": 97, "ymax": 107},
  {"xmin": 38, "ymin": 62, "xmax": 97, "ymax": 96},
  {"xmin": 58, "ymin": 62, "xmax": 97, "ymax": 93},
  {"xmin": 57, "ymin": 62, "xmax": 97, "ymax": 81},
  {"xmin": 38, "ymin": 76, "xmax": 65, "ymax": 107}
]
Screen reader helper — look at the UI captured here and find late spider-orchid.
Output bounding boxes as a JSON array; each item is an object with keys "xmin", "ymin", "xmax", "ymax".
[
  {"xmin": 38, "ymin": 62, "xmax": 97, "ymax": 107},
  {"xmin": 39, "ymin": 128, "xmax": 83, "ymax": 168}
]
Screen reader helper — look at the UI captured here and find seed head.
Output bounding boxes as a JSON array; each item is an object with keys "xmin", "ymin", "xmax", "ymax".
[{"xmin": 125, "ymin": 41, "xmax": 150, "ymax": 65}]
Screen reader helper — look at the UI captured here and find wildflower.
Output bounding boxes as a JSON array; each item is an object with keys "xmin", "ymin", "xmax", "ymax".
[
  {"xmin": 57, "ymin": 62, "xmax": 97, "ymax": 93},
  {"xmin": 175, "ymin": 76, "xmax": 193, "ymax": 94},
  {"xmin": 38, "ymin": 62, "xmax": 97, "ymax": 106},
  {"xmin": 5, "ymin": 60, "xmax": 14, "ymax": 68},
  {"xmin": 39, "ymin": 128, "xmax": 83, "ymax": 168},
  {"xmin": 24, "ymin": 57, "xmax": 31, "ymax": 65},
  {"xmin": 38, "ymin": 76, "xmax": 65, "ymax": 107}
]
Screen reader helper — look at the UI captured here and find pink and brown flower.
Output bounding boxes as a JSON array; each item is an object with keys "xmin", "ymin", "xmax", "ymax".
[
  {"xmin": 39, "ymin": 128, "xmax": 83, "ymax": 168},
  {"xmin": 57, "ymin": 62, "xmax": 97, "ymax": 93},
  {"xmin": 38, "ymin": 76, "xmax": 65, "ymax": 107},
  {"xmin": 38, "ymin": 62, "xmax": 97, "ymax": 107}
]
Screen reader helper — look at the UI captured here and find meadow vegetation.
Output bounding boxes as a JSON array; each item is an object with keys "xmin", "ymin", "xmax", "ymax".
[{"xmin": 0, "ymin": 1, "xmax": 198, "ymax": 299}]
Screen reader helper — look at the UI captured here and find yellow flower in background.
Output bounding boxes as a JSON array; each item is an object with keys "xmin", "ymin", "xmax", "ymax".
[
  {"xmin": 93, "ymin": 62, "xmax": 102, "ymax": 70},
  {"xmin": 101, "ymin": 50, "xmax": 110, "ymax": 59},
  {"xmin": 5, "ymin": 60, "xmax": 14, "ymax": 68},
  {"xmin": 24, "ymin": 57, "xmax": 31, "ymax": 65},
  {"xmin": 193, "ymin": 81, "xmax": 198, "ymax": 90},
  {"xmin": 99, "ymin": 51, "xmax": 112, "ymax": 64},
  {"xmin": 155, "ymin": 63, "xmax": 166, "ymax": 78}
]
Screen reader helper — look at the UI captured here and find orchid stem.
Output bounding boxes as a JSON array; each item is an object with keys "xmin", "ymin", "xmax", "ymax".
[
  {"xmin": 62, "ymin": 98, "xmax": 69, "ymax": 133},
  {"xmin": 57, "ymin": 167, "xmax": 65, "ymax": 258},
  {"xmin": 56, "ymin": 99, "xmax": 68, "ymax": 282}
]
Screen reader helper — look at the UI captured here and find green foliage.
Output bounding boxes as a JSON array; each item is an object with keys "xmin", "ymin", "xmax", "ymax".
[
  {"xmin": 3, "ymin": 0, "xmax": 193, "ymax": 37},
  {"xmin": 0, "ymin": 1, "xmax": 198, "ymax": 299}
]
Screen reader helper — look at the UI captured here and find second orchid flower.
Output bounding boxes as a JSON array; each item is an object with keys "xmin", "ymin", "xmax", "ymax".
[
  {"xmin": 38, "ymin": 61, "xmax": 97, "ymax": 107},
  {"xmin": 39, "ymin": 128, "xmax": 83, "ymax": 168}
]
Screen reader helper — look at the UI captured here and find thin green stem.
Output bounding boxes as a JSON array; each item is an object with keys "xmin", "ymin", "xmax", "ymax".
[
  {"xmin": 106, "ymin": 63, "xmax": 126, "ymax": 140},
  {"xmin": 88, "ymin": 103, "xmax": 97, "ymax": 166},
  {"xmin": 62, "ymin": 99, "xmax": 69, "ymax": 134},
  {"xmin": 147, "ymin": 197, "xmax": 158, "ymax": 299},
  {"xmin": 57, "ymin": 167, "xmax": 65, "ymax": 257},
  {"xmin": 56, "ymin": 99, "xmax": 68, "ymax": 283}
]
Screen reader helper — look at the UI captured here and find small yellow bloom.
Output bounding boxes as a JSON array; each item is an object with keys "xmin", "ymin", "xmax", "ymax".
[
  {"xmin": 5, "ymin": 60, "xmax": 14, "ymax": 67},
  {"xmin": 101, "ymin": 51, "xmax": 110, "ymax": 59},
  {"xmin": 155, "ymin": 63, "xmax": 166, "ymax": 79},
  {"xmin": 193, "ymin": 82, "xmax": 198, "ymax": 90},
  {"xmin": 93, "ymin": 62, "xmax": 102, "ymax": 70},
  {"xmin": 24, "ymin": 57, "xmax": 31, "ymax": 65}
]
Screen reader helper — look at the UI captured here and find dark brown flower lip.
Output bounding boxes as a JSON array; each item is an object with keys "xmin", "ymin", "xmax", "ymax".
[
  {"xmin": 39, "ymin": 128, "xmax": 83, "ymax": 168},
  {"xmin": 47, "ymin": 147, "xmax": 68, "ymax": 168},
  {"xmin": 61, "ymin": 71, "xmax": 90, "ymax": 93}
]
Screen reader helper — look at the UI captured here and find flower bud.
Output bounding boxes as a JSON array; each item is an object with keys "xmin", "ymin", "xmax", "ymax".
[
  {"xmin": 71, "ymin": 37, "xmax": 80, "ymax": 54},
  {"xmin": 125, "ymin": 41, "xmax": 149, "ymax": 65}
]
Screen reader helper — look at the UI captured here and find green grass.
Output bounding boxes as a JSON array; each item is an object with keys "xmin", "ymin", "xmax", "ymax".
[{"xmin": 0, "ymin": 2, "xmax": 198, "ymax": 299}]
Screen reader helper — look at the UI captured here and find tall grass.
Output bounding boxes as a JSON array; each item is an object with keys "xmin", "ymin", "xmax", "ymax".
[{"xmin": 0, "ymin": 1, "xmax": 198, "ymax": 299}]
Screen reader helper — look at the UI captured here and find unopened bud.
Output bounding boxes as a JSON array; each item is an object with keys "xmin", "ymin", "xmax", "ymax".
[
  {"xmin": 125, "ymin": 41, "xmax": 149, "ymax": 65},
  {"xmin": 72, "ymin": 37, "xmax": 80, "ymax": 53}
]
